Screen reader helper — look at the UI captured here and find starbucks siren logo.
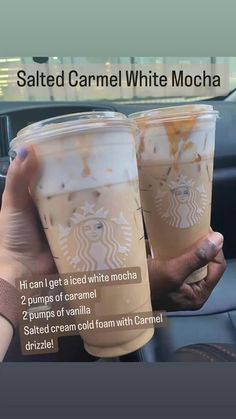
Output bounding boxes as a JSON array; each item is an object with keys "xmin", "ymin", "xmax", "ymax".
[
  {"xmin": 155, "ymin": 174, "xmax": 207, "ymax": 228},
  {"xmin": 58, "ymin": 202, "xmax": 132, "ymax": 270}
]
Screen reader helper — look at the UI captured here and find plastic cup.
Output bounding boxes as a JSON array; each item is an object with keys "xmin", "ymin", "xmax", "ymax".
[
  {"xmin": 10, "ymin": 112, "xmax": 154, "ymax": 357},
  {"xmin": 129, "ymin": 105, "xmax": 219, "ymax": 283}
]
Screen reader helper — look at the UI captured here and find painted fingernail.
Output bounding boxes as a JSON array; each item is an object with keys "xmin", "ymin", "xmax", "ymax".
[
  {"xmin": 209, "ymin": 232, "xmax": 224, "ymax": 248},
  {"xmin": 196, "ymin": 234, "xmax": 223, "ymax": 266},
  {"xmin": 17, "ymin": 147, "xmax": 28, "ymax": 161}
]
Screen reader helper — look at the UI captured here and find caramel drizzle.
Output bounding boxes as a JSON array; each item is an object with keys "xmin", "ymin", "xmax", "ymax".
[
  {"xmin": 164, "ymin": 117, "xmax": 197, "ymax": 160},
  {"xmin": 82, "ymin": 152, "xmax": 91, "ymax": 177}
]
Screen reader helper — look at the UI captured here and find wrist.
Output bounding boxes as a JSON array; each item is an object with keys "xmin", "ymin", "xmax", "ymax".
[
  {"xmin": 0, "ymin": 277, "xmax": 21, "ymax": 333},
  {"xmin": 0, "ymin": 315, "xmax": 14, "ymax": 361},
  {"xmin": 0, "ymin": 253, "xmax": 30, "ymax": 288}
]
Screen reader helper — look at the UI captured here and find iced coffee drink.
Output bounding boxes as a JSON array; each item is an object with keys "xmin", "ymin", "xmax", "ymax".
[
  {"xmin": 10, "ymin": 112, "xmax": 154, "ymax": 357},
  {"xmin": 129, "ymin": 105, "xmax": 218, "ymax": 283}
]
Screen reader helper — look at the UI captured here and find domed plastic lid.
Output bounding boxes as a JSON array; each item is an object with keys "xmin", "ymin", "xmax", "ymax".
[
  {"xmin": 129, "ymin": 104, "xmax": 219, "ymax": 124},
  {"xmin": 10, "ymin": 111, "xmax": 136, "ymax": 148}
]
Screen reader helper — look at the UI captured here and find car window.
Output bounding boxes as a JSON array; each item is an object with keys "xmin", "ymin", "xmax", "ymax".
[{"xmin": 0, "ymin": 56, "xmax": 234, "ymax": 102}]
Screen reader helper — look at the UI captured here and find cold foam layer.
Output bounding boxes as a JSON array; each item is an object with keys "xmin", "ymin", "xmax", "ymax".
[
  {"xmin": 28, "ymin": 130, "xmax": 138, "ymax": 198},
  {"xmin": 129, "ymin": 105, "xmax": 218, "ymax": 164},
  {"xmin": 136, "ymin": 118, "xmax": 216, "ymax": 163}
]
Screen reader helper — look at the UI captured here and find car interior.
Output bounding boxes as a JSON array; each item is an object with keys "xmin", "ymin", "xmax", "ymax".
[{"xmin": 1, "ymin": 98, "xmax": 236, "ymax": 362}]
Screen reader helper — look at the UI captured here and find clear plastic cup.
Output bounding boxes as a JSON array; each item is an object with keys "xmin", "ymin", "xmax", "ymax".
[
  {"xmin": 10, "ymin": 112, "xmax": 154, "ymax": 356},
  {"xmin": 129, "ymin": 105, "xmax": 219, "ymax": 283}
]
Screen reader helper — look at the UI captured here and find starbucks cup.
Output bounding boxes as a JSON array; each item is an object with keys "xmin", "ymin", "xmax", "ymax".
[
  {"xmin": 10, "ymin": 112, "xmax": 154, "ymax": 357},
  {"xmin": 129, "ymin": 105, "xmax": 219, "ymax": 284}
]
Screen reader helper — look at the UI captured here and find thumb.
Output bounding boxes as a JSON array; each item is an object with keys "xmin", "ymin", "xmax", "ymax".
[
  {"xmin": 148, "ymin": 231, "xmax": 224, "ymax": 293},
  {"xmin": 2, "ymin": 146, "xmax": 39, "ymax": 210},
  {"xmin": 171, "ymin": 231, "xmax": 224, "ymax": 284}
]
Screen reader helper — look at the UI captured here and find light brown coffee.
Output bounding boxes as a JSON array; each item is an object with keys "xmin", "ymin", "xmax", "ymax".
[{"xmin": 36, "ymin": 180, "xmax": 153, "ymax": 356}]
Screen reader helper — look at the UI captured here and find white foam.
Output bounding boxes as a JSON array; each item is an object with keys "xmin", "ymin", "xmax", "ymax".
[
  {"xmin": 26, "ymin": 130, "xmax": 138, "ymax": 197},
  {"xmin": 136, "ymin": 118, "xmax": 216, "ymax": 163}
]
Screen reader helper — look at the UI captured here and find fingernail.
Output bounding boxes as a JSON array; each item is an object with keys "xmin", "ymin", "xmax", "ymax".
[
  {"xmin": 209, "ymin": 232, "xmax": 224, "ymax": 248},
  {"xmin": 17, "ymin": 147, "xmax": 28, "ymax": 161}
]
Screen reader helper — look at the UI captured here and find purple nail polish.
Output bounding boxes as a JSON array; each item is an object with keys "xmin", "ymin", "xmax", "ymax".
[{"xmin": 18, "ymin": 147, "xmax": 28, "ymax": 161}]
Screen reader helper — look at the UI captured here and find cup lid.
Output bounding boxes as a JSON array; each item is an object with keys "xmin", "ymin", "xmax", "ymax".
[
  {"xmin": 10, "ymin": 111, "xmax": 136, "ymax": 148},
  {"xmin": 129, "ymin": 104, "xmax": 219, "ymax": 123}
]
